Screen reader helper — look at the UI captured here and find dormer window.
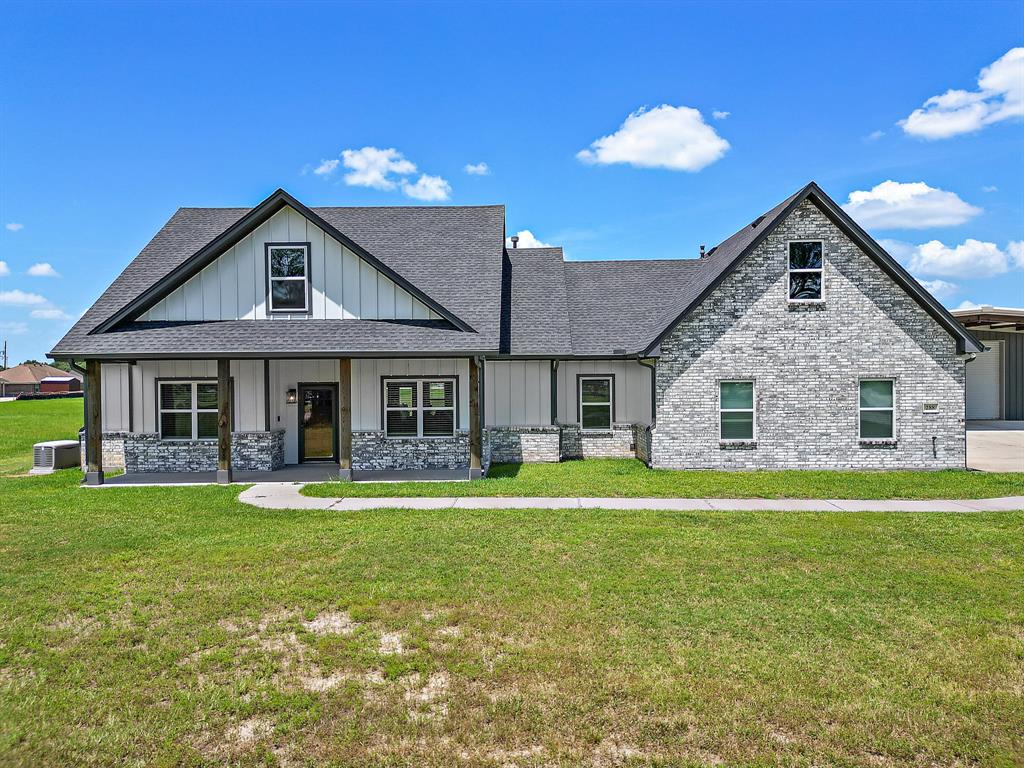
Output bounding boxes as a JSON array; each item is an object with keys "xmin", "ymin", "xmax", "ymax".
[
  {"xmin": 788, "ymin": 241, "xmax": 823, "ymax": 302},
  {"xmin": 266, "ymin": 242, "xmax": 311, "ymax": 313}
]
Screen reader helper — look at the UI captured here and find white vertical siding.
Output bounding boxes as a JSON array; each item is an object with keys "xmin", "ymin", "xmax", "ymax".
[
  {"xmin": 140, "ymin": 205, "xmax": 427, "ymax": 323},
  {"xmin": 101, "ymin": 364, "xmax": 131, "ymax": 431},
  {"xmin": 484, "ymin": 360, "xmax": 551, "ymax": 427},
  {"xmin": 556, "ymin": 360, "xmax": 652, "ymax": 426}
]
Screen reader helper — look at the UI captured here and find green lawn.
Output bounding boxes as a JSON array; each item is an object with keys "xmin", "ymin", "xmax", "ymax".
[
  {"xmin": 1, "ymin": 469, "xmax": 1022, "ymax": 766},
  {"xmin": 0, "ymin": 398, "xmax": 82, "ymax": 474},
  {"xmin": 304, "ymin": 458, "xmax": 1024, "ymax": 500}
]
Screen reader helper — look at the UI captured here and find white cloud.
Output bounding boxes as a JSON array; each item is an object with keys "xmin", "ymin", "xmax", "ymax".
[
  {"xmin": 917, "ymin": 278, "xmax": 959, "ymax": 299},
  {"xmin": 866, "ymin": 130, "xmax": 885, "ymax": 141},
  {"xmin": 464, "ymin": 162, "xmax": 490, "ymax": 176},
  {"xmin": 0, "ymin": 289, "xmax": 47, "ymax": 305},
  {"xmin": 506, "ymin": 230, "xmax": 552, "ymax": 249},
  {"xmin": 982, "ymin": 185, "xmax": 998, "ymax": 193},
  {"xmin": 30, "ymin": 308, "xmax": 72, "ymax": 320},
  {"xmin": 27, "ymin": 262, "xmax": 60, "ymax": 278},
  {"xmin": 340, "ymin": 147, "xmax": 417, "ymax": 190},
  {"xmin": 0, "ymin": 321, "xmax": 28, "ymax": 335},
  {"xmin": 712, "ymin": 110, "xmax": 730, "ymax": 120},
  {"xmin": 899, "ymin": 47, "xmax": 1024, "ymax": 139},
  {"xmin": 842, "ymin": 180, "xmax": 981, "ymax": 229},
  {"xmin": 955, "ymin": 300, "xmax": 981, "ymax": 311},
  {"xmin": 5, "ymin": 223, "xmax": 23, "ymax": 232},
  {"xmin": 313, "ymin": 158, "xmax": 340, "ymax": 176},
  {"xmin": 881, "ymin": 237, "xmax": 1020, "ymax": 278},
  {"xmin": 0, "ymin": 260, "xmax": 9, "ymax": 277},
  {"xmin": 577, "ymin": 105, "xmax": 730, "ymax": 172},
  {"xmin": 1008, "ymin": 240, "xmax": 1024, "ymax": 268},
  {"xmin": 401, "ymin": 174, "xmax": 452, "ymax": 202}
]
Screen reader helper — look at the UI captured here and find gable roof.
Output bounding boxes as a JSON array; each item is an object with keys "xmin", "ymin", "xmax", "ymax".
[
  {"xmin": 0, "ymin": 363, "xmax": 78, "ymax": 384},
  {"xmin": 639, "ymin": 182, "xmax": 984, "ymax": 356},
  {"xmin": 51, "ymin": 189, "xmax": 505, "ymax": 358}
]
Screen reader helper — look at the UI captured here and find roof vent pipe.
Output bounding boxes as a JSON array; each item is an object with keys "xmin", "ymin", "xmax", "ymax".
[
  {"xmin": 511, "ymin": 235, "xmax": 519, "ymax": 249},
  {"xmin": 699, "ymin": 244, "xmax": 706, "ymax": 258}
]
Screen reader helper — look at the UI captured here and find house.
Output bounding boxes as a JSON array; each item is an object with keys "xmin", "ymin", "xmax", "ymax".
[
  {"xmin": 0, "ymin": 363, "xmax": 82, "ymax": 397},
  {"xmin": 40, "ymin": 375, "xmax": 83, "ymax": 394},
  {"xmin": 50, "ymin": 182, "xmax": 983, "ymax": 485},
  {"xmin": 952, "ymin": 306, "xmax": 1023, "ymax": 421}
]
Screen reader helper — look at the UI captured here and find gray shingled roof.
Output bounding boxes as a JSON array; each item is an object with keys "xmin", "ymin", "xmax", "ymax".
[
  {"xmin": 51, "ymin": 182, "xmax": 981, "ymax": 360},
  {"xmin": 51, "ymin": 197, "xmax": 504, "ymax": 357}
]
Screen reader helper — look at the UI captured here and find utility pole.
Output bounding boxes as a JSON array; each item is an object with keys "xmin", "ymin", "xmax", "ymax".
[{"xmin": 1, "ymin": 338, "xmax": 7, "ymax": 369}]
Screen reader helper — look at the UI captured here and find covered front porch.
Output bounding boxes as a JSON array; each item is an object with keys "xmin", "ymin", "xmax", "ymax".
[{"xmin": 82, "ymin": 356, "xmax": 483, "ymax": 485}]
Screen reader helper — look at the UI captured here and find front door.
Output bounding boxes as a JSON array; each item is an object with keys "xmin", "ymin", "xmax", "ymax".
[{"xmin": 298, "ymin": 384, "xmax": 338, "ymax": 462}]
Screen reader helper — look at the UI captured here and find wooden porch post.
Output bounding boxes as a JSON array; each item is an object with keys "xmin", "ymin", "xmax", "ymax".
[
  {"xmin": 217, "ymin": 358, "xmax": 232, "ymax": 483},
  {"xmin": 338, "ymin": 358, "xmax": 352, "ymax": 480},
  {"xmin": 469, "ymin": 356, "xmax": 482, "ymax": 479},
  {"xmin": 84, "ymin": 360, "xmax": 104, "ymax": 485}
]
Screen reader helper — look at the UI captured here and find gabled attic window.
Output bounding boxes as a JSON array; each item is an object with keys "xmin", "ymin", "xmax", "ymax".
[
  {"xmin": 788, "ymin": 241, "xmax": 823, "ymax": 302},
  {"xmin": 266, "ymin": 242, "xmax": 311, "ymax": 313}
]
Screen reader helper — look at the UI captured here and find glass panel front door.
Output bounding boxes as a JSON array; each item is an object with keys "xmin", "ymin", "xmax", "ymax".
[{"xmin": 299, "ymin": 386, "xmax": 336, "ymax": 462}]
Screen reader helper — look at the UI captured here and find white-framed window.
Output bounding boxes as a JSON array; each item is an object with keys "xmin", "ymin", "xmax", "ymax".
[
  {"xmin": 383, "ymin": 378, "xmax": 456, "ymax": 438},
  {"xmin": 159, "ymin": 380, "xmax": 220, "ymax": 441},
  {"xmin": 266, "ymin": 242, "xmax": 311, "ymax": 313},
  {"xmin": 719, "ymin": 380, "xmax": 755, "ymax": 441},
  {"xmin": 859, "ymin": 379, "xmax": 895, "ymax": 439},
  {"xmin": 579, "ymin": 375, "xmax": 613, "ymax": 432},
  {"xmin": 788, "ymin": 240, "xmax": 823, "ymax": 302}
]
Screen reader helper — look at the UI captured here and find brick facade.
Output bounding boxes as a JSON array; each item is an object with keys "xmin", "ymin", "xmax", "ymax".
[
  {"xmin": 559, "ymin": 423, "xmax": 636, "ymax": 460},
  {"xmin": 352, "ymin": 430, "xmax": 471, "ymax": 471},
  {"xmin": 488, "ymin": 426, "xmax": 561, "ymax": 463},
  {"xmin": 85, "ymin": 431, "xmax": 286, "ymax": 473},
  {"xmin": 651, "ymin": 199, "xmax": 966, "ymax": 470}
]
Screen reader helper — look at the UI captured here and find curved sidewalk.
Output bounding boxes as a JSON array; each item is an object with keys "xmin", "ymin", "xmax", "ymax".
[{"xmin": 238, "ymin": 483, "xmax": 1024, "ymax": 513}]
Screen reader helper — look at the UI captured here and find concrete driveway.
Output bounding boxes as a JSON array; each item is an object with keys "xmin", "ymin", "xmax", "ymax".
[{"xmin": 967, "ymin": 421, "xmax": 1024, "ymax": 472}]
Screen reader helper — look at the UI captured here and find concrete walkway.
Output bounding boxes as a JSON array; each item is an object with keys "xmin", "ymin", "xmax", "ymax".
[{"xmin": 238, "ymin": 483, "xmax": 1024, "ymax": 513}]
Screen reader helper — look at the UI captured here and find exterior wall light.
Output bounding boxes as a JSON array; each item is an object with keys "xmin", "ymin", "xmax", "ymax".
[{"xmin": 286, "ymin": 388, "xmax": 297, "ymax": 404}]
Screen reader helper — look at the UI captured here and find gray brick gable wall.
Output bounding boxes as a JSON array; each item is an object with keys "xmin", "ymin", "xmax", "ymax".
[{"xmin": 651, "ymin": 199, "xmax": 966, "ymax": 470}]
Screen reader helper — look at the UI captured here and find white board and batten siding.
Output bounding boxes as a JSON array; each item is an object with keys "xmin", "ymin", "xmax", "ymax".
[
  {"xmin": 140, "ymin": 206, "xmax": 439, "ymax": 322},
  {"xmin": 966, "ymin": 341, "xmax": 1002, "ymax": 420},
  {"xmin": 484, "ymin": 359, "xmax": 652, "ymax": 428},
  {"xmin": 100, "ymin": 360, "xmax": 266, "ymax": 433}
]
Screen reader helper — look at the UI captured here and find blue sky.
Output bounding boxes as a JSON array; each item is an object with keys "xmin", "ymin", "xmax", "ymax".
[{"xmin": 0, "ymin": 1, "xmax": 1021, "ymax": 363}]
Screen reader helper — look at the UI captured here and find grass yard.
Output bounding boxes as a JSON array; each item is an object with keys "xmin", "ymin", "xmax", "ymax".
[
  {"xmin": 1, "ymin": 470, "xmax": 1022, "ymax": 766},
  {"xmin": 0, "ymin": 398, "xmax": 82, "ymax": 474},
  {"xmin": 305, "ymin": 458, "xmax": 1024, "ymax": 500}
]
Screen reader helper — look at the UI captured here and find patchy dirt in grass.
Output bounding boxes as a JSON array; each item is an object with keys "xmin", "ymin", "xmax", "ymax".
[
  {"xmin": 592, "ymin": 738, "xmax": 646, "ymax": 767},
  {"xmin": 402, "ymin": 670, "xmax": 450, "ymax": 721},
  {"xmin": 379, "ymin": 630, "xmax": 405, "ymax": 655},
  {"xmin": 303, "ymin": 610, "xmax": 359, "ymax": 636}
]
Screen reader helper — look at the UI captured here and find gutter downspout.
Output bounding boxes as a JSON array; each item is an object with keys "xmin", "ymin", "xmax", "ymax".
[
  {"xmin": 71, "ymin": 361, "xmax": 88, "ymax": 455},
  {"xmin": 637, "ymin": 356, "xmax": 657, "ymax": 467},
  {"xmin": 959, "ymin": 351, "xmax": 977, "ymax": 471}
]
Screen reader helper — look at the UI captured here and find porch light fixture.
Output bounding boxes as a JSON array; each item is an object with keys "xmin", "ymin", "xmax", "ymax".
[{"xmin": 286, "ymin": 388, "xmax": 297, "ymax": 404}]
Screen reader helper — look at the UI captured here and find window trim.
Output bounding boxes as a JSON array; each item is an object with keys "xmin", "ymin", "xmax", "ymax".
[
  {"xmin": 156, "ymin": 377, "xmax": 232, "ymax": 442},
  {"xmin": 858, "ymin": 378, "xmax": 896, "ymax": 440},
  {"xmin": 786, "ymin": 240, "xmax": 825, "ymax": 303},
  {"xmin": 380, "ymin": 376, "xmax": 459, "ymax": 440},
  {"xmin": 265, "ymin": 241, "xmax": 313, "ymax": 314},
  {"xmin": 577, "ymin": 374, "xmax": 615, "ymax": 432},
  {"xmin": 719, "ymin": 379, "xmax": 756, "ymax": 442}
]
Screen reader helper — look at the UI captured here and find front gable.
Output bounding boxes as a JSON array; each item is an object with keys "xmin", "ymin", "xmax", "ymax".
[{"xmin": 140, "ymin": 204, "xmax": 441, "ymax": 323}]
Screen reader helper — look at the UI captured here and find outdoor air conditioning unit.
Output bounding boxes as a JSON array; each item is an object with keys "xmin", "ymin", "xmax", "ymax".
[{"xmin": 30, "ymin": 439, "xmax": 81, "ymax": 474}]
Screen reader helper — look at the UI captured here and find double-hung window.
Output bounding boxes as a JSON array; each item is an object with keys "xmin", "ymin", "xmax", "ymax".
[
  {"xmin": 719, "ymin": 380, "xmax": 755, "ymax": 441},
  {"xmin": 579, "ymin": 376, "xmax": 613, "ymax": 431},
  {"xmin": 266, "ymin": 242, "xmax": 311, "ymax": 313},
  {"xmin": 159, "ymin": 380, "xmax": 220, "ymax": 441},
  {"xmin": 859, "ymin": 379, "xmax": 895, "ymax": 439},
  {"xmin": 383, "ymin": 378, "xmax": 456, "ymax": 438},
  {"xmin": 788, "ymin": 241, "xmax": 823, "ymax": 302}
]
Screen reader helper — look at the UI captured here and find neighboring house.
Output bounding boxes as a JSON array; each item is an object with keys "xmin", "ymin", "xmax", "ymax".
[
  {"xmin": 0, "ymin": 363, "xmax": 82, "ymax": 397},
  {"xmin": 40, "ymin": 375, "xmax": 83, "ymax": 394},
  {"xmin": 51, "ymin": 182, "xmax": 982, "ymax": 485},
  {"xmin": 952, "ymin": 306, "xmax": 1024, "ymax": 421}
]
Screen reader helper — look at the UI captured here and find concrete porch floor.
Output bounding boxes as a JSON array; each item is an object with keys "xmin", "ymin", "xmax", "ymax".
[
  {"xmin": 96, "ymin": 464, "xmax": 472, "ymax": 486},
  {"xmin": 967, "ymin": 421, "xmax": 1024, "ymax": 473}
]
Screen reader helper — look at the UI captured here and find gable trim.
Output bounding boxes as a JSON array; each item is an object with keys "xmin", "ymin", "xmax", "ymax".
[
  {"xmin": 93, "ymin": 189, "xmax": 473, "ymax": 335},
  {"xmin": 642, "ymin": 182, "xmax": 983, "ymax": 356}
]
